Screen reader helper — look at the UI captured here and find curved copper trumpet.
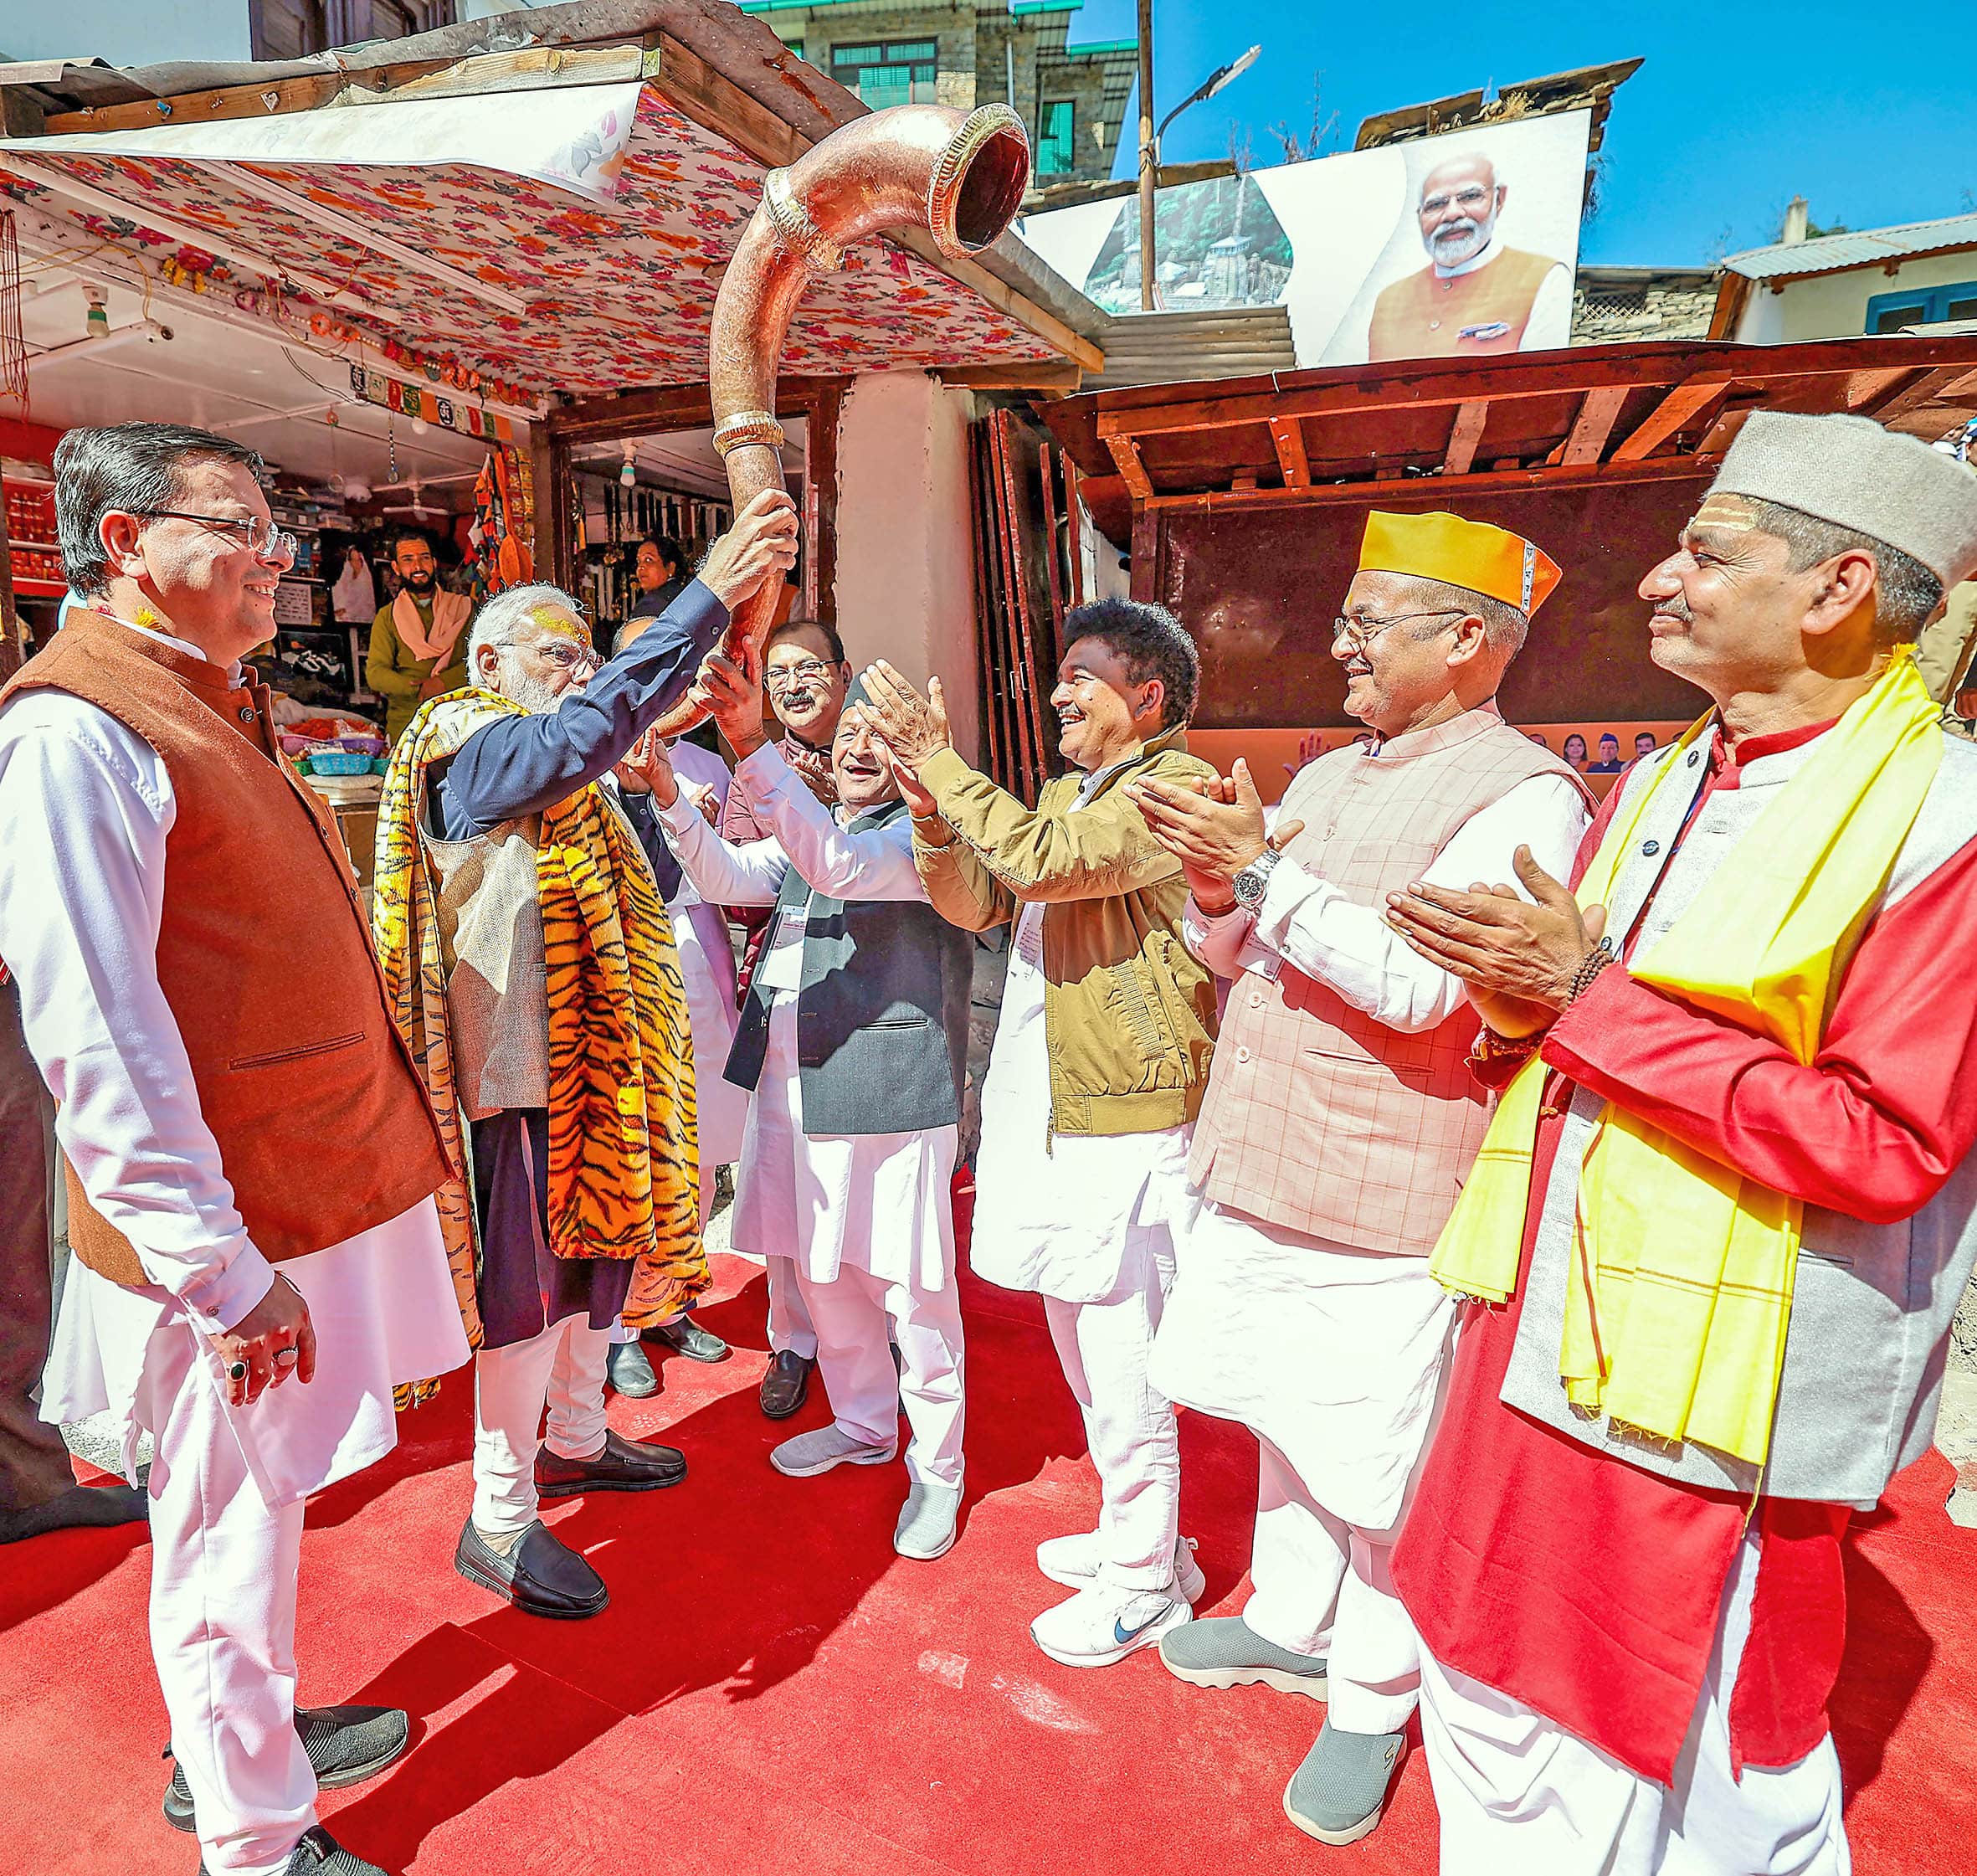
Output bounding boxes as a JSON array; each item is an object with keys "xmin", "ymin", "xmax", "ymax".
[{"xmin": 647, "ymin": 101, "xmax": 1032, "ymax": 738}]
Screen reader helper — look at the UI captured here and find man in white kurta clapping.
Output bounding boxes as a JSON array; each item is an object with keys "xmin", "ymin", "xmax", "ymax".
[{"xmin": 635, "ymin": 648, "xmax": 975, "ymax": 1562}]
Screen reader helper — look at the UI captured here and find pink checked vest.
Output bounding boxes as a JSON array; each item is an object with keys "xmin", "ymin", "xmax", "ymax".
[{"xmin": 1189, "ymin": 707, "xmax": 1589, "ymax": 1253}]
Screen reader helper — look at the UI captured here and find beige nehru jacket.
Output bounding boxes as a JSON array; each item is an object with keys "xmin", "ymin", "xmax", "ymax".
[{"xmin": 1189, "ymin": 708, "xmax": 1590, "ymax": 1253}]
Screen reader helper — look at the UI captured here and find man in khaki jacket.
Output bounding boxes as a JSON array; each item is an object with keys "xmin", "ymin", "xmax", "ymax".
[{"xmin": 859, "ymin": 597, "xmax": 1222, "ymax": 1668}]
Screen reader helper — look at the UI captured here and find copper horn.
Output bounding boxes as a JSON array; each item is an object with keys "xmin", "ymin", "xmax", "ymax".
[{"xmin": 647, "ymin": 102, "xmax": 1032, "ymax": 738}]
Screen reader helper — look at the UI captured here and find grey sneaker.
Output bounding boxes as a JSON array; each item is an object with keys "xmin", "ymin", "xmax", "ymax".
[
  {"xmin": 1282, "ymin": 1720, "xmax": 1404, "ymax": 1846},
  {"xmin": 769, "ymin": 1424, "xmax": 896, "ymax": 1478},
  {"xmin": 1158, "ymin": 1615, "xmax": 1329, "ymax": 1699},
  {"xmin": 893, "ymin": 1480, "xmax": 963, "ymax": 1560}
]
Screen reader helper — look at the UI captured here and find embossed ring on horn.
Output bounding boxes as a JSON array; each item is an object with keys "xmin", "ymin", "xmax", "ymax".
[
  {"xmin": 764, "ymin": 168, "xmax": 845, "ymax": 273},
  {"xmin": 927, "ymin": 104, "xmax": 1031, "ymax": 261},
  {"xmin": 712, "ymin": 411, "xmax": 787, "ymax": 460}
]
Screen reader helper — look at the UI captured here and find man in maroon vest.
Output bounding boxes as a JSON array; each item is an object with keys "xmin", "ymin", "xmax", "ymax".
[
  {"xmin": 1127, "ymin": 510, "xmax": 1592, "ymax": 1848},
  {"xmin": 0, "ymin": 423, "xmax": 469, "ymax": 1876}
]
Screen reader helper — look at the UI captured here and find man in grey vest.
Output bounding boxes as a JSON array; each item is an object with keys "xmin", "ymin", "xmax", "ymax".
[
  {"xmin": 1385, "ymin": 411, "xmax": 1977, "ymax": 1873},
  {"xmin": 635, "ymin": 650, "xmax": 973, "ymax": 1562}
]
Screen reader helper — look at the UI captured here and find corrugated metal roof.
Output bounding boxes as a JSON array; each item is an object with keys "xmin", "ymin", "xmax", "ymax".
[
  {"xmin": 1727, "ymin": 213, "xmax": 1977, "ymax": 280},
  {"xmin": 1086, "ymin": 305, "xmax": 1296, "ymax": 391}
]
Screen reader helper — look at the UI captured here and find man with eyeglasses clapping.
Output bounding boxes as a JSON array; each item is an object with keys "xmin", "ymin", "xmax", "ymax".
[{"xmin": 1123, "ymin": 511, "xmax": 1593, "ymax": 1849}]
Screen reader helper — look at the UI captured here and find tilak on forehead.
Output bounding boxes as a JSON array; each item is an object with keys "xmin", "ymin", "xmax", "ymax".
[
  {"xmin": 527, "ymin": 603, "xmax": 589, "ymax": 641},
  {"xmin": 1691, "ymin": 493, "xmax": 1760, "ymax": 533}
]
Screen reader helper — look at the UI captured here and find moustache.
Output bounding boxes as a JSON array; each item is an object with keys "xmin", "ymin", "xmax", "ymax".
[
  {"xmin": 1652, "ymin": 595, "xmax": 1694, "ymax": 624},
  {"xmin": 1432, "ymin": 219, "xmax": 1480, "ymax": 245}
]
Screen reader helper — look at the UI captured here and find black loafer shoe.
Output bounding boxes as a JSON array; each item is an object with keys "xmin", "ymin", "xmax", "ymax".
[
  {"xmin": 758, "ymin": 1349, "xmax": 814, "ymax": 1421},
  {"xmin": 534, "ymin": 1428, "xmax": 687, "ymax": 1498},
  {"xmin": 166, "ymin": 1704, "xmax": 409, "ymax": 1832},
  {"xmin": 453, "ymin": 1518, "xmax": 609, "ymax": 1619},
  {"xmin": 606, "ymin": 1339, "xmax": 660, "ymax": 1398},
  {"xmin": 647, "ymin": 1315, "xmax": 732, "ymax": 1363},
  {"xmin": 201, "ymin": 1823, "xmax": 390, "ymax": 1874}
]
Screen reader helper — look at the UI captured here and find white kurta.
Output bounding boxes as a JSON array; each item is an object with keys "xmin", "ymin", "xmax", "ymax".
[
  {"xmin": 656, "ymin": 743, "xmax": 958, "ymax": 1290},
  {"xmin": 972, "ymin": 895, "xmax": 1194, "ymax": 1304},
  {"xmin": 0, "ymin": 671, "xmax": 468, "ymax": 1508},
  {"xmin": 661, "ymin": 739, "xmax": 747, "ymax": 1169}
]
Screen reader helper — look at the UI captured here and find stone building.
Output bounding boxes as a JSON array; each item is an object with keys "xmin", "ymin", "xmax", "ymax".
[
  {"xmin": 1570, "ymin": 265, "xmax": 1721, "ymax": 344},
  {"xmin": 740, "ymin": 0, "xmax": 1136, "ymax": 188}
]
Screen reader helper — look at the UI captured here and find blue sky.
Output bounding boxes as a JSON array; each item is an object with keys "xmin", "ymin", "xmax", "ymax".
[{"xmin": 1067, "ymin": 3, "xmax": 1971, "ymax": 265}]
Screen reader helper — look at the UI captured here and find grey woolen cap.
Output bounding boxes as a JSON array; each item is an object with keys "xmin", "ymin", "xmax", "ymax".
[{"xmin": 1707, "ymin": 410, "xmax": 1977, "ymax": 588}]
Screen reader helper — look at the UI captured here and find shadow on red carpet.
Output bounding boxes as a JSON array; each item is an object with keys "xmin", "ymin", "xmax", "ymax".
[{"xmin": 2, "ymin": 1190, "xmax": 1973, "ymax": 1873}]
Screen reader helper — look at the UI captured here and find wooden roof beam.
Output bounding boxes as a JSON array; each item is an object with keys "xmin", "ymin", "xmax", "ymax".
[
  {"xmin": 1144, "ymin": 452, "xmax": 1709, "ymax": 514},
  {"xmin": 1560, "ymin": 383, "xmax": 1630, "ymax": 465},
  {"xmin": 1269, "ymin": 416, "xmax": 1311, "ymax": 488},
  {"xmin": 1867, "ymin": 366, "xmax": 1969, "ymax": 422},
  {"xmin": 1609, "ymin": 381, "xmax": 1728, "ymax": 462},
  {"xmin": 1442, "ymin": 399, "xmax": 1487, "ymax": 475},
  {"xmin": 1105, "ymin": 433, "xmax": 1154, "ymax": 503}
]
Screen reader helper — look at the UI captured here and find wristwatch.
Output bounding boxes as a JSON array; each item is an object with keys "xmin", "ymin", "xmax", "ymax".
[{"xmin": 1230, "ymin": 845, "xmax": 1284, "ymax": 912}]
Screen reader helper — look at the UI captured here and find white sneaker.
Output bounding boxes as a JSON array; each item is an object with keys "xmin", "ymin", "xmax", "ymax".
[
  {"xmin": 1030, "ymin": 1581, "xmax": 1194, "ymax": 1668},
  {"xmin": 1035, "ymin": 1530, "xmax": 1206, "ymax": 1602},
  {"xmin": 769, "ymin": 1424, "xmax": 896, "ymax": 1477}
]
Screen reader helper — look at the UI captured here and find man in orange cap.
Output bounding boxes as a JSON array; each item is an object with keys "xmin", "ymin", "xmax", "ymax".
[{"xmin": 1126, "ymin": 509, "xmax": 1593, "ymax": 1848}]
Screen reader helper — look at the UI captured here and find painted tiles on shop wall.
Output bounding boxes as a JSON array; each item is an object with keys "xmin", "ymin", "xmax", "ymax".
[{"xmin": 1, "ymin": 89, "xmax": 1049, "ymax": 396}]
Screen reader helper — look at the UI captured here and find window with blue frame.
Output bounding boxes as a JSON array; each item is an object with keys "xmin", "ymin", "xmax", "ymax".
[
  {"xmin": 1037, "ymin": 100, "xmax": 1076, "ymax": 176},
  {"xmin": 830, "ymin": 39, "xmax": 939, "ymax": 110},
  {"xmin": 1865, "ymin": 278, "xmax": 1977, "ymax": 334}
]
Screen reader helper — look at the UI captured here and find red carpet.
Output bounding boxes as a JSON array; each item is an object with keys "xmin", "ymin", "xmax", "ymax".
[{"xmin": 3, "ymin": 1182, "xmax": 1974, "ymax": 1873}]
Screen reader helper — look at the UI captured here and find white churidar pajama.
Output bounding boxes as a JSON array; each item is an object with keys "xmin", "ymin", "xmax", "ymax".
[
  {"xmin": 658, "ymin": 745, "xmax": 963, "ymax": 1485},
  {"xmin": 969, "ymin": 757, "xmax": 1194, "ymax": 1588},
  {"xmin": 472, "ymin": 1313, "xmax": 614, "ymax": 1534},
  {"xmin": 1158, "ymin": 768, "xmax": 1589, "ymax": 1735},
  {"xmin": 0, "ymin": 668, "xmax": 469, "ymax": 1875},
  {"xmin": 1418, "ymin": 1534, "xmax": 1850, "ymax": 1875}
]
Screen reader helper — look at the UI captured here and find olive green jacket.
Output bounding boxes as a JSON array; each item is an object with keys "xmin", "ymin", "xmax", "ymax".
[{"xmin": 911, "ymin": 722, "xmax": 1220, "ymax": 1140}]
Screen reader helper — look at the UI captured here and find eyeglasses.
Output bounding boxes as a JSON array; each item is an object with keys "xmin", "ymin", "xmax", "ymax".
[
  {"xmin": 1331, "ymin": 608, "xmax": 1464, "ymax": 655},
  {"xmin": 490, "ymin": 637, "xmax": 602, "ymax": 674},
  {"xmin": 132, "ymin": 509, "xmax": 297, "ymax": 568},
  {"xmin": 765, "ymin": 658, "xmax": 840, "ymax": 693},
  {"xmin": 1420, "ymin": 186, "xmax": 1493, "ymax": 216}
]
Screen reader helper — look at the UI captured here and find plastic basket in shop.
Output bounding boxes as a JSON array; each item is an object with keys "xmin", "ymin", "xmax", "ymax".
[{"xmin": 301, "ymin": 749, "xmax": 375, "ymax": 776}]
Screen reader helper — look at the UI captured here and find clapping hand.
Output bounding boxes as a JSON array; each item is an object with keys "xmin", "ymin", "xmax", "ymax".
[
  {"xmin": 1125, "ymin": 758, "xmax": 1303, "ymax": 914},
  {"xmin": 1383, "ymin": 847, "xmax": 1608, "ymax": 1037},
  {"xmin": 615, "ymin": 727, "xmax": 678, "ymax": 806}
]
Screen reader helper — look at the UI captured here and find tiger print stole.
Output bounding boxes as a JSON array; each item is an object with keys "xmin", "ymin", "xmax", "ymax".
[{"xmin": 372, "ymin": 689, "xmax": 709, "ymax": 1343}]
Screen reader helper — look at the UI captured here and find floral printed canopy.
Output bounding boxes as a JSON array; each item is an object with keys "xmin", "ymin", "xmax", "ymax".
[{"xmin": 1, "ymin": 83, "xmax": 1059, "ymax": 402}]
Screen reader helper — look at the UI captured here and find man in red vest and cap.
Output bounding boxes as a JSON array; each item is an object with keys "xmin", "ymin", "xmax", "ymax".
[
  {"xmin": 0, "ymin": 422, "xmax": 470, "ymax": 1876},
  {"xmin": 1128, "ymin": 510, "xmax": 1592, "ymax": 1848}
]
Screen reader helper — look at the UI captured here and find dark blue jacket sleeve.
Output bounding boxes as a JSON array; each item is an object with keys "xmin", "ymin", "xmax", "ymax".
[{"xmin": 434, "ymin": 579, "xmax": 728, "ymax": 835}]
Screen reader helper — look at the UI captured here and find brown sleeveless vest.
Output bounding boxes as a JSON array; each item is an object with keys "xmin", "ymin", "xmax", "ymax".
[
  {"xmin": 1189, "ymin": 708, "xmax": 1591, "ymax": 1253},
  {"xmin": 0, "ymin": 610, "xmax": 450, "ymax": 1288},
  {"xmin": 1368, "ymin": 247, "xmax": 1559, "ymax": 361}
]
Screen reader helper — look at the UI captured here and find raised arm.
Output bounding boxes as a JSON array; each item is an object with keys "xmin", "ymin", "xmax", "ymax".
[
  {"xmin": 738, "ymin": 743, "xmax": 928, "ymax": 901},
  {"xmin": 653, "ymin": 783, "xmax": 788, "ymax": 908}
]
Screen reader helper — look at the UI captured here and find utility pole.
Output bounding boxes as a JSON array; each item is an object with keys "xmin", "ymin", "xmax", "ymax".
[{"xmin": 1136, "ymin": 0, "xmax": 1155, "ymax": 311}]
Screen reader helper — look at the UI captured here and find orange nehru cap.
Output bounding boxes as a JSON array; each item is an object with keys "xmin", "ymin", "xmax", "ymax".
[{"xmin": 1358, "ymin": 510, "xmax": 1562, "ymax": 617}]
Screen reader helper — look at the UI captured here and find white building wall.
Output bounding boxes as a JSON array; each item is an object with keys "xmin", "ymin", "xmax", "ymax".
[
  {"xmin": 832, "ymin": 370, "xmax": 982, "ymax": 764},
  {"xmin": 1734, "ymin": 249, "xmax": 1977, "ymax": 342},
  {"xmin": 3, "ymin": 1, "xmax": 250, "ymax": 65}
]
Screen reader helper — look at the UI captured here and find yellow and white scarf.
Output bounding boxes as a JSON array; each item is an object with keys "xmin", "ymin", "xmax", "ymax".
[{"xmin": 1430, "ymin": 651, "xmax": 1943, "ymax": 1465}]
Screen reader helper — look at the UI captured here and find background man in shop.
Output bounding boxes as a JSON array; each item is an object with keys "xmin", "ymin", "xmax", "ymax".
[
  {"xmin": 857, "ymin": 603, "xmax": 1223, "ymax": 1669},
  {"xmin": 372, "ymin": 493, "xmax": 797, "ymax": 1622},
  {"xmin": 1127, "ymin": 510, "xmax": 1591, "ymax": 1849},
  {"xmin": 0, "ymin": 420, "xmax": 471, "ymax": 1876},
  {"xmin": 1384, "ymin": 414, "xmax": 1977, "ymax": 1873},
  {"xmin": 1361, "ymin": 152, "xmax": 1569, "ymax": 362},
  {"xmin": 600, "ymin": 610, "xmax": 752, "ymax": 1394},
  {"xmin": 653, "ymin": 650, "xmax": 974, "ymax": 1565},
  {"xmin": 364, "ymin": 528, "xmax": 470, "ymax": 747},
  {"xmin": 720, "ymin": 613, "xmax": 855, "ymax": 1419}
]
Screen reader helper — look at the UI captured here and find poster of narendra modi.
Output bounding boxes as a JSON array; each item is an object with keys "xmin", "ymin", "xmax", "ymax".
[{"xmin": 1020, "ymin": 109, "xmax": 1591, "ymax": 368}]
